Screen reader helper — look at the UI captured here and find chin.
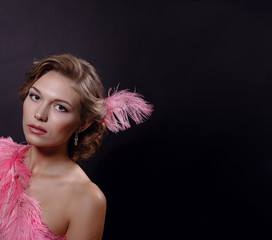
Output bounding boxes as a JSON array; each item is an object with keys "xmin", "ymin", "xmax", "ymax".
[
  {"xmin": 25, "ymin": 135, "xmax": 47, "ymax": 147},
  {"xmin": 26, "ymin": 134, "xmax": 68, "ymax": 149}
]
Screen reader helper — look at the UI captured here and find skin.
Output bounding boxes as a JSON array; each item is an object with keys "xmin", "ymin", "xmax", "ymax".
[{"xmin": 22, "ymin": 71, "xmax": 106, "ymax": 240}]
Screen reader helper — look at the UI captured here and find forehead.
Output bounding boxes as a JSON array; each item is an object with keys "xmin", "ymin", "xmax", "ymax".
[{"xmin": 32, "ymin": 71, "xmax": 81, "ymax": 106}]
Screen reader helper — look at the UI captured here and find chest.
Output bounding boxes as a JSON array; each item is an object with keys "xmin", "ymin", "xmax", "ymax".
[{"xmin": 28, "ymin": 177, "xmax": 70, "ymax": 236}]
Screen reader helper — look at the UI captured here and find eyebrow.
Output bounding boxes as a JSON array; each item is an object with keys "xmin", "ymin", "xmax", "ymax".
[{"xmin": 30, "ymin": 86, "xmax": 73, "ymax": 108}]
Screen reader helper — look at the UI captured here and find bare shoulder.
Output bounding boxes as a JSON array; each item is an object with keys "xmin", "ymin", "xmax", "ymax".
[
  {"xmin": 64, "ymin": 163, "xmax": 106, "ymax": 207},
  {"xmin": 65, "ymin": 164, "xmax": 106, "ymax": 217},
  {"xmin": 63, "ymin": 163, "xmax": 106, "ymax": 239}
]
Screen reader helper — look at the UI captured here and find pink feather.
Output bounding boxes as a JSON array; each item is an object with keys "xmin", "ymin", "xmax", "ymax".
[
  {"xmin": 0, "ymin": 137, "xmax": 66, "ymax": 240},
  {"xmin": 104, "ymin": 87, "xmax": 153, "ymax": 133}
]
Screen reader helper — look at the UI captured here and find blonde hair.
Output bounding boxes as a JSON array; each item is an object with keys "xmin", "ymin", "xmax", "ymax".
[{"xmin": 19, "ymin": 54, "xmax": 107, "ymax": 161}]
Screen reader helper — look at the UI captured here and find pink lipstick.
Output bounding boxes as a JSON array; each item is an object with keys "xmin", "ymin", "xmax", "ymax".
[{"xmin": 28, "ymin": 124, "xmax": 47, "ymax": 135}]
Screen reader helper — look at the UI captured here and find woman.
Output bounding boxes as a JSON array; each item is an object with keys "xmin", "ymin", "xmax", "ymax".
[{"xmin": 0, "ymin": 54, "xmax": 153, "ymax": 240}]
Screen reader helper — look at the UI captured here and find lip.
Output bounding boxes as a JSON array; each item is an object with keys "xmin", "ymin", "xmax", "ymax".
[{"xmin": 28, "ymin": 124, "xmax": 47, "ymax": 135}]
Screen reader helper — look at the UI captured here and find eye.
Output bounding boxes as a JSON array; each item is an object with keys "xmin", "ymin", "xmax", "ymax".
[
  {"xmin": 29, "ymin": 93, "xmax": 40, "ymax": 101},
  {"xmin": 55, "ymin": 104, "xmax": 68, "ymax": 112}
]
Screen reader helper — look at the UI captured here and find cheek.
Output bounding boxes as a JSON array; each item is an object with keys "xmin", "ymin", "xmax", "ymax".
[
  {"xmin": 23, "ymin": 99, "xmax": 33, "ymax": 121},
  {"xmin": 50, "ymin": 113, "xmax": 80, "ymax": 134}
]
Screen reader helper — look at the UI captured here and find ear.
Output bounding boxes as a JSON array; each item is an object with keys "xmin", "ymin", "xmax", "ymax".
[{"xmin": 79, "ymin": 120, "xmax": 93, "ymax": 133}]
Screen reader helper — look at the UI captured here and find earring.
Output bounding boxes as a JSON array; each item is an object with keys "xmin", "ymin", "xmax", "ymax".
[{"xmin": 74, "ymin": 132, "xmax": 78, "ymax": 146}]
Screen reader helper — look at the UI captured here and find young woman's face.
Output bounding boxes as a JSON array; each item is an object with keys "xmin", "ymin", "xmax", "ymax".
[{"xmin": 22, "ymin": 71, "xmax": 81, "ymax": 149}]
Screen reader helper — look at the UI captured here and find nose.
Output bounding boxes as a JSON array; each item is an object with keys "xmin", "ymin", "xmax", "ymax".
[
  {"xmin": 34, "ymin": 112, "xmax": 47, "ymax": 122},
  {"xmin": 34, "ymin": 104, "xmax": 48, "ymax": 122}
]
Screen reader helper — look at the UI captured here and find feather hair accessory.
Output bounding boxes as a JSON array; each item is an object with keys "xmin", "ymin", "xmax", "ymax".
[{"xmin": 103, "ymin": 86, "xmax": 153, "ymax": 133}]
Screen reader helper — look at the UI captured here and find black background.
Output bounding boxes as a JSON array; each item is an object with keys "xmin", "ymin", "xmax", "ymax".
[{"xmin": 1, "ymin": 0, "xmax": 272, "ymax": 239}]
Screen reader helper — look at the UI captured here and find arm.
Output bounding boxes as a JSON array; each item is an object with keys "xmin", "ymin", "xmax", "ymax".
[{"xmin": 65, "ymin": 185, "xmax": 106, "ymax": 240}]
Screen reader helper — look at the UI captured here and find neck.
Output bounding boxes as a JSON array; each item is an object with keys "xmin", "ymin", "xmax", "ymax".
[{"xmin": 27, "ymin": 143, "xmax": 72, "ymax": 176}]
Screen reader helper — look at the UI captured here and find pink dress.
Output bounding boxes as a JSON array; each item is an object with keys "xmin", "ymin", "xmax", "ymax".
[{"xmin": 0, "ymin": 137, "xmax": 66, "ymax": 240}]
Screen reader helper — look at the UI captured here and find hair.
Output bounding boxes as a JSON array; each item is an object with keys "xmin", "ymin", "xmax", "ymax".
[{"xmin": 19, "ymin": 54, "xmax": 107, "ymax": 161}]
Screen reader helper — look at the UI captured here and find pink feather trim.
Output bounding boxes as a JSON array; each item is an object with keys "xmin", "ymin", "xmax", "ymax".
[
  {"xmin": 0, "ymin": 137, "xmax": 66, "ymax": 240},
  {"xmin": 104, "ymin": 87, "xmax": 153, "ymax": 133}
]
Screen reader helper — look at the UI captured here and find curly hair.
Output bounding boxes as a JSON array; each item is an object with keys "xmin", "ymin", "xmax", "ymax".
[{"xmin": 19, "ymin": 54, "xmax": 107, "ymax": 161}]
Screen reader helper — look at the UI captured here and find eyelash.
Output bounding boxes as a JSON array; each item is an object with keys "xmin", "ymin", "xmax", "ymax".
[
  {"xmin": 29, "ymin": 93, "xmax": 40, "ymax": 101},
  {"xmin": 29, "ymin": 93, "xmax": 68, "ymax": 112},
  {"xmin": 55, "ymin": 105, "xmax": 68, "ymax": 112}
]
